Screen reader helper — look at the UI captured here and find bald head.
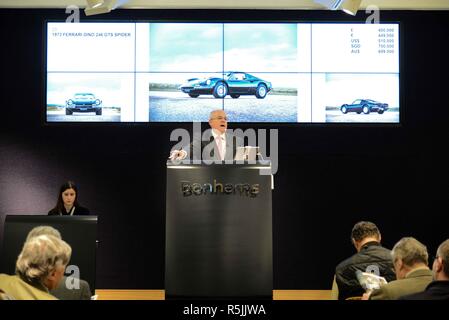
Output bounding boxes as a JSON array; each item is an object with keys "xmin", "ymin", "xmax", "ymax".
[{"xmin": 434, "ymin": 239, "xmax": 449, "ymax": 280}]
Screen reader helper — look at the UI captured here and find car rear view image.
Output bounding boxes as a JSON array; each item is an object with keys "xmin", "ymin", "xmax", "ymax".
[
  {"xmin": 66, "ymin": 93, "xmax": 102, "ymax": 115},
  {"xmin": 340, "ymin": 99, "xmax": 389, "ymax": 114}
]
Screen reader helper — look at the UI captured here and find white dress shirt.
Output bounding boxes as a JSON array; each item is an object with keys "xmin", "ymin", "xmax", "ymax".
[{"xmin": 211, "ymin": 129, "xmax": 226, "ymax": 160}]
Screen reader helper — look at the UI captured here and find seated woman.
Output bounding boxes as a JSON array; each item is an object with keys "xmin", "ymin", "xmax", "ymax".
[
  {"xmin": 48, "ymin": 181, "xmax": 90, "ymax": 215},
  {"xmin": 0, "ymin": 235, "xmax": 72, "ymax": 300}
]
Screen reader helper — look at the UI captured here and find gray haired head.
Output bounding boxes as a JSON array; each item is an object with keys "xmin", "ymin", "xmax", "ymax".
[
  {"xmin": 15, "ymin": 234, "xmax": 71, "ymax": 286},
  {"xmin": 26, "ymin": 226, "xmax": 62, "ymax": 242},
  {"xmin": 391, "ymin": 237, "xmax": 428, "ymax": 266}
]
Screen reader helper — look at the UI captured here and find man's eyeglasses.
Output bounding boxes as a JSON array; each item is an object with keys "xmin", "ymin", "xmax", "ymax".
[{"xmin": 211, "ymin": 116, "xmax": 228, "ymax": 121}]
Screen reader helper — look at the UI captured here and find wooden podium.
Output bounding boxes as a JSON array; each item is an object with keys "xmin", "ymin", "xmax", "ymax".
[{"xmin": 165, "ymin": 161, "xmax": 272, "ymax": 298}]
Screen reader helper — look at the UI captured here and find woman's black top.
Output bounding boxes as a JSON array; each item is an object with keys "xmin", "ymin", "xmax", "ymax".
[{"xmin": 48, "ymin": 206, "xmax": 90, "ymax": 216}]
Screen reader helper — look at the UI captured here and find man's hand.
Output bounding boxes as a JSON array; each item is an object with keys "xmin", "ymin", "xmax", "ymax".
[
  {"xmin": 361, "ymin": 292, "xmax": 372, "ymax": 300},
  {"xmin": 169, "ymin": 150, "xmax": 187, "ymax": 161}
]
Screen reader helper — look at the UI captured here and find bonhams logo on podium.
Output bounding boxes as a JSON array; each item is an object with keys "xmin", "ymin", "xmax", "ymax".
[{"xmin": 181, "ymin": 180, "xmax": 259, "ymax": 197}]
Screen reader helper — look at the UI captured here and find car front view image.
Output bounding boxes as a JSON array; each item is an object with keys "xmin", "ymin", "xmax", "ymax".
[
  {"xmin": 179, "ymin": 72, "xmax": 272, "ymax": 99},
  {"xmin": 340, "ymin": 99, "xmax": 389, "ymax": 114},
  {"xmin": 66, "ymin": 93, "xmax": 102, "ymax": 115}
]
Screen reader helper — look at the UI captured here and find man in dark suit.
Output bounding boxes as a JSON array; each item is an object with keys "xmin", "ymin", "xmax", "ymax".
[
  {"xmin": 170, "ymin": 109, "xmax": 243, "ymax": 161},
  {"xmin": 401, "ymin": 239, "xmax": 449, "ymax": 300},
  {"xmin": 332, "ymin": 221, "xmax": 396, "ymax": 300}
]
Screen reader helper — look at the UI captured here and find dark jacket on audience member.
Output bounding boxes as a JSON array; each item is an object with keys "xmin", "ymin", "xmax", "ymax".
[
  {"xmin": 399, "ymin": 281, "xmax": 449, "ymax": 300},
  {"xmin": 50, "ymin": 276, "xmax": 92, "ymax": 300},
  {"xmin": 335, "ymin": 241, "xmax": 396, "ymax": 300}
]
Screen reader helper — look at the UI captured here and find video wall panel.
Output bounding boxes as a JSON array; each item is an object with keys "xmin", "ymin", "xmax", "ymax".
[{"xmin": 46, "ymin": 22, "xmax": 399, "ymax": 123}]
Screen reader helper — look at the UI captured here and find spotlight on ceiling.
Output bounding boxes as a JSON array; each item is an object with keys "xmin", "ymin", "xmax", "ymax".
[
  {"xmin": 313, "ymin": 0, "xmax": 362, "ymax": 16},
  {"xmin": 340, "ymin": 0, "xmax": 362, "ymax": 16},
  {"xmin": 86, "ymin": 0, "xmax": 105, "ymax": 9},
  {"xmin": 313, "ymin": 0, "xmax": 345, "ymax": 10},
  {"xmin": 85, "ymin": 0, "xmax": 109, "ymax": 16},
  {"xmin": 84, "ymin": 0, "xmax": 129, "ymax": 16}
]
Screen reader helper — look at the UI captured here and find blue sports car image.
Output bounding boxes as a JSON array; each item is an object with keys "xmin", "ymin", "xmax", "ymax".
[
  {"xmin": 179, "ymin": 72, "xmax": 272, "ymax": 99},
  {"xmin": 340, "ymin": 99, "xmax": 389, "ymax": 114},
  {"xmin": 66, "ymin": 93, "xmax": 102, "ymax": 115}
]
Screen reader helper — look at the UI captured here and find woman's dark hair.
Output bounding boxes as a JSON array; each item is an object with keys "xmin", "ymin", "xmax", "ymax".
[{"xmin": 53, "ymin": 181, "xmax": 80, "ymax": 213}]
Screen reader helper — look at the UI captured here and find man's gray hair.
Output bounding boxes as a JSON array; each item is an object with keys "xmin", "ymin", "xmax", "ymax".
[
  {"xmin": 25, "ymin": 226, "xmax": 62, "ymax": 241},
  {"xmin": 391, "ymin": 237, "xmax": 428, "ymax": 266},
  {"xmin": 436, "ymin": 239, "xmax": 449, "ymax": 277},
  {"xmin": 15, "ymin": 235, "xmax": 71, "ymax": 284},
  {"xmin": 209, "ymin": 109, "xmax": 225, "ymax": 120}
]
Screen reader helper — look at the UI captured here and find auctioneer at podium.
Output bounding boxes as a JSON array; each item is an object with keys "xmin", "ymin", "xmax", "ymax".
[{"xmin": 165, "ymin": 161, "xmax": 272, "ymax": 298}]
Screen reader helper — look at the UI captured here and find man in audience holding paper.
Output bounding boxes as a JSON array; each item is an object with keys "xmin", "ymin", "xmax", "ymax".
[
  {"xmin": 364, "ymin": 237, "xmax": 433, "ymax": 300},
  {"xmin": 400, "ymin": 238, "xmax": 449, "ymax": 300}
]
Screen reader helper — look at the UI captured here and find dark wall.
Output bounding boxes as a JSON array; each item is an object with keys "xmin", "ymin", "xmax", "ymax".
[{"xmin": 0, "ymin": 9, "xmax": 448, "ymax": 290}]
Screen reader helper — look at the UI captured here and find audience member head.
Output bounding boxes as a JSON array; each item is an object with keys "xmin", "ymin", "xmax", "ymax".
[
  {"xmin": 209, "ymin": 110, "xmax": 228, "ymax": 134},
  {"xmin": 433, "ymin": 239, "xmax": 449, "ymax": 281},
  {"xmin": 351, "ymin": 221, "xmax": 381, "ymax": 252},
  {"xmin": 15, "ymin": 234, "xmax": 71, "ymax": 290},
  {"xmin": 55, "ymin": 181, "xmax": 79, "ymax": 212},
  {"xmin": 26, "ymin": 226, "xmax": 62, "ymax": 242},
  {"xmin": 391, "ymin": 237, "xmax": 428, "ymax": 279}
]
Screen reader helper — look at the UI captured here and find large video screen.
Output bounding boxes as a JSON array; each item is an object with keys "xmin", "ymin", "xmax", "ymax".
[{"xmin": 46, "ymin": 22, "xmax": 399, "ymax": 123}]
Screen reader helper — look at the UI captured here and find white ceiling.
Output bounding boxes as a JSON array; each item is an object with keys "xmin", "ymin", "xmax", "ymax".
[{"xmin": 0, "ymin": 0, "xmax": 448, "ymax": 10}]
